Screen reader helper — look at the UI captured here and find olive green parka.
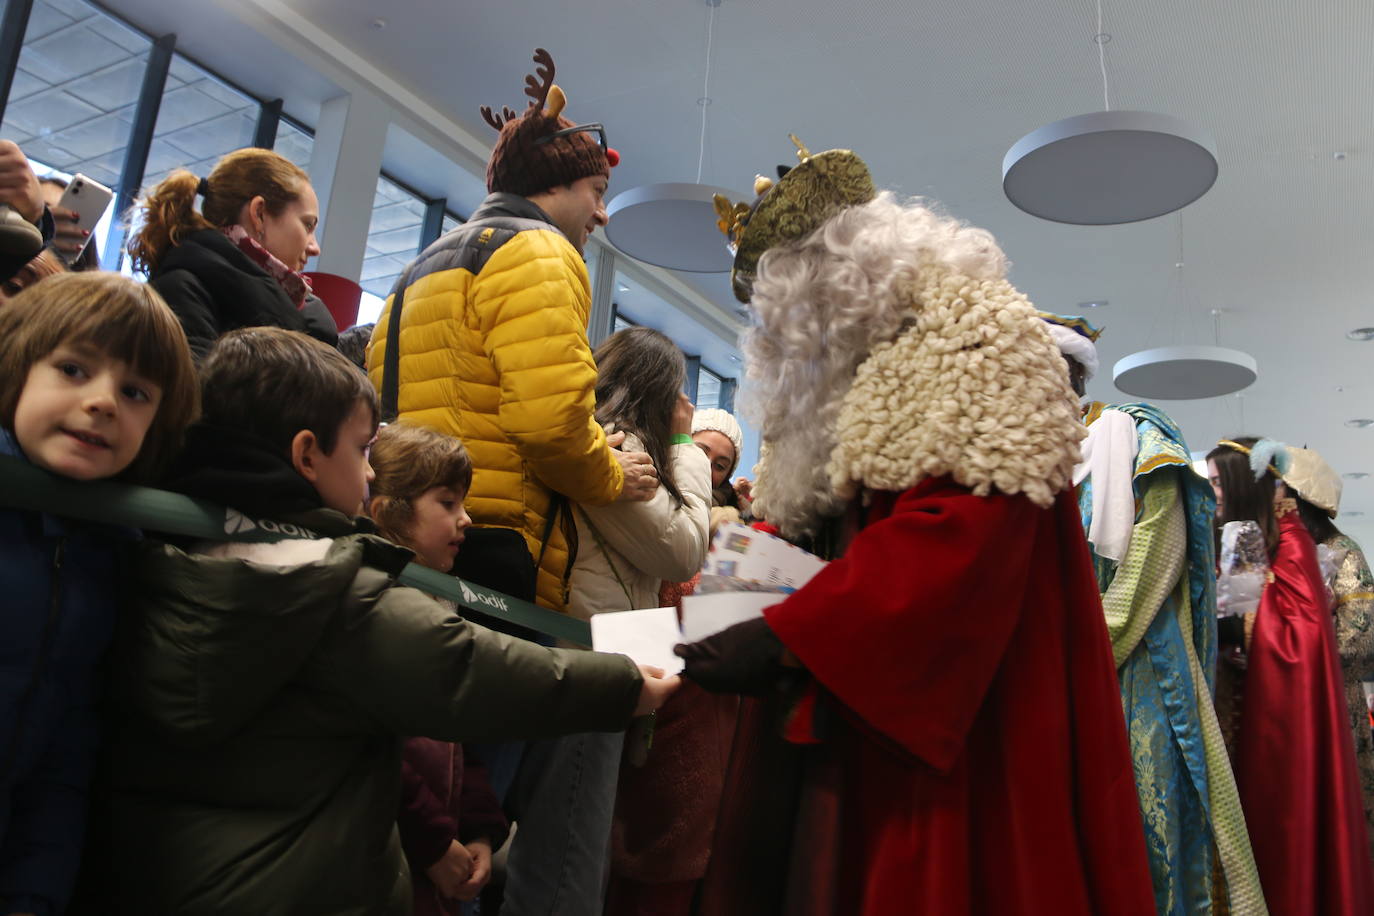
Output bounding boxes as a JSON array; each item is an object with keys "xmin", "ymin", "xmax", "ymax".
[{"xmin": 100, "ymin": 509, "xmax": 641, "ymax": 914}]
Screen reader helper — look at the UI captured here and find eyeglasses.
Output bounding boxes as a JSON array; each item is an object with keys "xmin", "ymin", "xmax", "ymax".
[{"xmin": 534, "ymin": 122, "xmax": 608, "ymax": 153}]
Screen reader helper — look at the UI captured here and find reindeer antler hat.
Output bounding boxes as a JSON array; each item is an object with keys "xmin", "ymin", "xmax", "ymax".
[
  {"xmin": 482, "ymin": 48, "xmax": 619, "ymax": 196},
  {"xmin": 713, "ymin": 135, "xmax": 875, "ymax": 302}
]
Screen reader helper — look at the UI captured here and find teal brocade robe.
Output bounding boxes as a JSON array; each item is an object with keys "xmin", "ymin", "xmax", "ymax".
[{"xmin": 1078, "ymin": 403, "xmax": 1265, "ymax": 915}]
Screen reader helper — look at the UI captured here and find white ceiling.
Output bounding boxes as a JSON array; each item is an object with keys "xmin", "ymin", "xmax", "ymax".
[{"xmin": 94, "ymin": 0, "xmax": 1374, "ymax": 543}]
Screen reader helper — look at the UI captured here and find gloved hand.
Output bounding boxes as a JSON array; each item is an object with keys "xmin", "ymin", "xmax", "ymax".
[{"xmin": 674, "ymin": 616, "xmax": 790, "ymax": 696}]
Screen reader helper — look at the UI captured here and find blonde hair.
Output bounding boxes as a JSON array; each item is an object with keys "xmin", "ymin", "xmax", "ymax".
[
  {"xmin": 0, "ymin": 272, "xmax": 199, "ymax": 482},
  {"xmin": 127, "ymin": 148, "xmax": 310, "ymax": 274}
]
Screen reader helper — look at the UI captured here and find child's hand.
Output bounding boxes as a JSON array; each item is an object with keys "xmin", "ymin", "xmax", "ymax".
[
  {"xmin": 453, "ymin": 838, "xmax": 494, "ymax": 901},
  {"xmin": 633, "ymin": 664, "xmax": 681, "ymax": 716},
  {"xmin": 425, "ymin": 838, "xmax": 474, "ymax": 899}
]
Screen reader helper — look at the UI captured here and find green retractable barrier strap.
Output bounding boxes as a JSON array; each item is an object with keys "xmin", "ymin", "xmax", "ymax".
[{"xmin": 0, "ymin": 454, "xmax": 592, "ymax": 647}]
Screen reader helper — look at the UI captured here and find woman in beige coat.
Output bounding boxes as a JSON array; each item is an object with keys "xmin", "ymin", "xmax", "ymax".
[
  {"xmin": 544, "ymin": 327, "xmax": 709, "ymax": 916},
  {"xmin": 570, "ymin": 327, "xmax": 712, "ymax": 617}
]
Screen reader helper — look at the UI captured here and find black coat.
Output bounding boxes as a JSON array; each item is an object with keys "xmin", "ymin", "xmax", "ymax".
[{"xmin": 149, "ymin": 229, "xmax": 338, "ymax": 361}]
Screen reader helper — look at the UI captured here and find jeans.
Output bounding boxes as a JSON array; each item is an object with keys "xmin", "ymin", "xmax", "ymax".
[{"xmin": 477, "ymin": 729, "xmax": 625, "ymax": 916}]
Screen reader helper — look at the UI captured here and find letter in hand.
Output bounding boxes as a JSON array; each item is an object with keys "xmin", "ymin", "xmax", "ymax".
[
  {"xmin": 425, "ymin": 838, "xmax": 475, "ymax": 900},
  {"xmin": 608, "ymin": 429, "xmax": 660, "ymax": 502},
  {"xmin": 673, "ymin": 617, "xmax": 791, "ymax": 696},
  {"xmin": 633, "ymin": 663, "xmax": 682, "ymax": 716}
]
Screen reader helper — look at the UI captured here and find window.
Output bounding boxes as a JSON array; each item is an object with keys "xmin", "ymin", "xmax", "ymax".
[
  {"xmin": 696, "ymin": 365, "xmax": 723, "ymax": 410},
  {"xmin": 441, "ymin": 212, "xmax": 461, "ymax": 236},
  {"xmin": 140, "ymin": 56, "xmax": 259, "ymax": 192},
  {"xmin": 2, "ymin": 0, "xmax": 152, "ymax": 261},
  {"xmin": 360, "ymin": 174, "xmax": 426, "ymax": 299},
  {"xmin": 611, "ymin": 306, "xmax": 637, "ymax": 336},
  {"xmin": 273, "ymin": 118, "xmax": 314, "ymax": 170}
]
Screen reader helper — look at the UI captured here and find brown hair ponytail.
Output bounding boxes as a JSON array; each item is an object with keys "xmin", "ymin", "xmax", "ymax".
[{"xmin": 127, "ymin": 147, "xmax": 310, "ymax": 275}]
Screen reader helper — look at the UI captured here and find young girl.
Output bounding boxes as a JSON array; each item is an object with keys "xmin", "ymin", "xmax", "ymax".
[
  {"xmin": 0, "ymin": 272, "xmax": 198, "ymax": 916},
  {"xmin": 568, "ymin": 327, "xmax": 712, "ymax": 916},
  {"xmin": 1207, "ymin": 437, "xmax": 1374, "ymax": 913},
  {"xmin": 572, "ymin": 326, "xmax": 712, "ymax": 617},
  {"xmin": 368, "ymin": 422, "xmax": 505, "ymax": 915}
]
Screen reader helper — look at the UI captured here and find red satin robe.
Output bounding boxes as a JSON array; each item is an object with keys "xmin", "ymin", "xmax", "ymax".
[
  {"xmin": 762, "ymin": 477, "xmax": 1155, "ymax": 915},
  {"xmin": 1236, "ymin": 513, "xmax": 1374, "ymax": 913}
]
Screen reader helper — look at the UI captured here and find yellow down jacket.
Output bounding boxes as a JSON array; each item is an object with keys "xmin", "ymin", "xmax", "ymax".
[{"xmin": 368, "ymin": 193, "xmax": 623, "ymax": 610}]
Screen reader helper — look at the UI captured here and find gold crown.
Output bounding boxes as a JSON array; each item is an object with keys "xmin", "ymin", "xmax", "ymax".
[{"xmin": 715, "ymin": 135, "xmax": 875, "ymax": 302}]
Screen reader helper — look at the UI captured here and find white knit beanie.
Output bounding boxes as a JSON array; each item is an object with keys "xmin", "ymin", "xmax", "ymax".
[{"xmin": 691, "ymin": 408, "xmax": 744, "ymax": 475}]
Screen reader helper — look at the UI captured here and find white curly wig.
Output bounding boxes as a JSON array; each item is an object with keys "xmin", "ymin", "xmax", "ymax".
[{"xmin": 741, "ymin": 192, "xmax": 1083, "ymax": 537}]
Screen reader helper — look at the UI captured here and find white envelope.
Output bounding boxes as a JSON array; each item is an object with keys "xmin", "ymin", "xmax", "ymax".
[
  {"xmin": 589, "ymin": 606, "xmax": 685, "ymax": 675},
  {"xmin": 679, "ymin": 591, "xmax": 783, "ymax": 643}
]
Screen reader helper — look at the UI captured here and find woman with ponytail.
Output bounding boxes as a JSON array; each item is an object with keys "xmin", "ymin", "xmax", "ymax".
[
  {"xmin": 127, "ymin": 147, "xmax": 336, "ymax": 361},
  {"xmin": 1206, "ymin": 436, "xmax": 1374, "ymax": 913}
]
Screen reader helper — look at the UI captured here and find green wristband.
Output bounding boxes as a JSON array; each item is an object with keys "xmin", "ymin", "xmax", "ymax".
[{"xmin": 671, "ymin": 433, "xmax": 694, "ymax": 445}]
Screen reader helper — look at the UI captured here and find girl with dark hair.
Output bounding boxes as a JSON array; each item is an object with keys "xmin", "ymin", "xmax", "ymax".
[
  {"xmin": 561, "ymin": 327, "xmax": 711, "ymax": 916},
  {"xmin": 1206, "ymin": 437, "xmax": 1374, "ymax": 913},
  {"xmin": 573, "ymin": 324, "xmax": 710, "ymax": 614},
  {"xmin": 127, "ymin": 147, "xmax": 337, "ymax": 361}
]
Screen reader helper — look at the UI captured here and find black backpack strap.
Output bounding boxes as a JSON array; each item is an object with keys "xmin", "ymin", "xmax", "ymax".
[
  {"xmin": 380, "ymin": 261, "xmax": 416, "ymax": 423},
  {"xmin": 379, "ymin": 215, "xmax": 546, "ymax": 422}
]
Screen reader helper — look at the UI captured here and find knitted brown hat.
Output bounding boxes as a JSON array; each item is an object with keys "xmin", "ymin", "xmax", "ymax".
[{"xmin": 482, "ymin": 49, "xmax": 616, "ymax": 196}]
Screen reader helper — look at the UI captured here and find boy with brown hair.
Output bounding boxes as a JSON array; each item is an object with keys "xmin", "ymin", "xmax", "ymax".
[{"xmin": 99, "ymin": 327, "xmax": 677, "ymax": 914}]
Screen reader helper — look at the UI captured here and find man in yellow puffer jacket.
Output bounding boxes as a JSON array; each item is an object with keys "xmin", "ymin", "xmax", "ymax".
[{"xmin": 368, "ymin": 50, "xmax": 657, "ymax": 613}]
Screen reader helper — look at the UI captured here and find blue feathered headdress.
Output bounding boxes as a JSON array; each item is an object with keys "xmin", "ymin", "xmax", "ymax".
[{"xmin": 1218, "ymin": 438, "xmax": 1291, "ymax": 480}]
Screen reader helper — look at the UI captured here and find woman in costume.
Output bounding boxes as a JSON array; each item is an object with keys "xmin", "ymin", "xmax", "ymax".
[
  {"xmin": 1282, "ymin": 446, "xmax": 1374, "ymax": 859},
  {"xmin": 1047, "ymin": 315, "xmax": 1264, "ymax": 914},
  {"xmin": 1206, "ymin": 437, "xmax": 1374, "ymax": 913},
  {"xmin": 676, "ymin": 139, "xmax": 1156, "ymax": 915}
]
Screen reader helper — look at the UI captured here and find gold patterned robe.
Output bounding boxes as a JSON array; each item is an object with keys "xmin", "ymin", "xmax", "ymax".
[{"xmin": 1323, "ymin": 534, "xmax": 1374, "ymax": 860}]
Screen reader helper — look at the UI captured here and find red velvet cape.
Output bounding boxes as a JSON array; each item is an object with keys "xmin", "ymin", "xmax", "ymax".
[
  {"xmin": 1236, "ymin": 513, "xmax": 1374, "ymax": 913},
  {"xmin": 762, "ymin": 478, "xmax": 1155, "ymax": 915}
]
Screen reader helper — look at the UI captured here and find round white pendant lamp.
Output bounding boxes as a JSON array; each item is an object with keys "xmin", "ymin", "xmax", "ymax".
[
  {"xmin": 605, "ymin": 183, "xmax": 738, "ymax": 273},
  {"xmin": 1003, "ymin": 110, "xmax": 1218, "ymax": 225},
  {"xmin": 605, "ymin": 0, "xmax": 737, "ymax": 273},
  {"xmin": 1113, "ymin": 345, "xmax": 1256, "ymax": 399}
]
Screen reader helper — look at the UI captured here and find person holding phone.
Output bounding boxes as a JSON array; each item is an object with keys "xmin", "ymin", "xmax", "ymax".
[
  {"xmin": 39, "ymin": 177, "xmax": 100, "ymax": 271},
  {"xmin": 126, "ymin": 147, "xmax": 338, "ymax": 361},
  {"xmin": 0, "ymin": 175, "xmax": 96, "ymax": 303}
]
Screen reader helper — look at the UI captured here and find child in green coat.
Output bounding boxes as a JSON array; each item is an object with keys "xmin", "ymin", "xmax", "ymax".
[{"xmin": 101, "ymin": 327, "xmax": 677, "ymax": 915}]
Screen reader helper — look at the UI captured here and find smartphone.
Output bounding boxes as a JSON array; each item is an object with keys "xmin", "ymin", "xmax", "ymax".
[{"xmin": 52, "ymin": 173, "xmax": 114, "ymax": 265}]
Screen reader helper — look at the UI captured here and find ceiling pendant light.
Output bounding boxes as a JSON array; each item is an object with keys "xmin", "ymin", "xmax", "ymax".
[
  {"xmin": 1113, "ymin": 346, "xmax": 1256, "ymax": 399},
  {"xmin": 1002, "ymin": 0, "xmax": 1218, "ymax": 224},
  {"xmin": 1114, "ymin": 276, "xmax": 1256, "ymax": 400},
  {"xmin": 605, "ymin": 0, "xmax": 737, "ymax": 272}
]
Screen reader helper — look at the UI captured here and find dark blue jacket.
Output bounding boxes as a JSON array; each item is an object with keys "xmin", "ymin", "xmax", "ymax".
[{"xmin": 0, "ymin": 430, "xmax": 128, "ymax": 916}]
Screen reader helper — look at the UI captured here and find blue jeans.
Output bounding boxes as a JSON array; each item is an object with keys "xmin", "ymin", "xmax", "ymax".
[{"xmin": 471, "ymin": 729, "xmax": 625, "ymax": 916}]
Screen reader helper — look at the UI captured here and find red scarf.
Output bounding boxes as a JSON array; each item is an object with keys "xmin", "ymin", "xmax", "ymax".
[{"xmin": 221, "ymin": 225, "xmax": 311, "ymax": 309}]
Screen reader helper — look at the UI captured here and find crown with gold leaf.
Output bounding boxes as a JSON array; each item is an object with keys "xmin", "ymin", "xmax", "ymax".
[{"xmin": 713, "ymin": 135, "xmax": 875, "ymax": 302}]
